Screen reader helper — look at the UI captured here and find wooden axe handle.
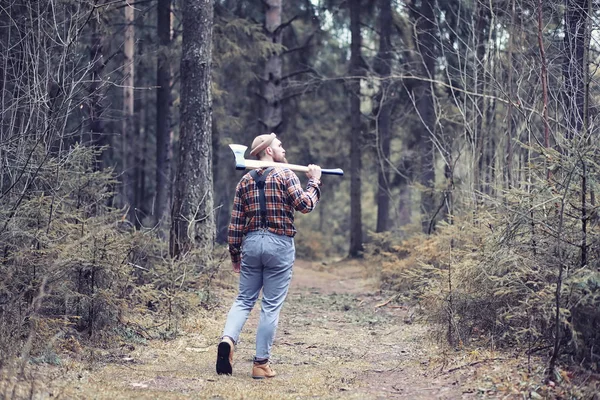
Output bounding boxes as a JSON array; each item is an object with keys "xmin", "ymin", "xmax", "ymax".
[{"xmin": 242, "ymin": 160, "xmax": 344, "ymax": 176}]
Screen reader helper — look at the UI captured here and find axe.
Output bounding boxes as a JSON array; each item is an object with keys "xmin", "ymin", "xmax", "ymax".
[{"xmin": 229, "ymin": 144, "xmax": 344, "ymax": 176}]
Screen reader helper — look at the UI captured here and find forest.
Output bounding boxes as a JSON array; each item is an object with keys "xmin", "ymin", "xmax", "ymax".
[{"xmin": 1, "ymin": 0, "xmax": 600, "ymax": 397}]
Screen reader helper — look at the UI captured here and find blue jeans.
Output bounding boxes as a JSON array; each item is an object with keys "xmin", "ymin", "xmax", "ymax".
[{"xmin": 222, "ymin": 230, "xmax": 295, "ymax": 360}]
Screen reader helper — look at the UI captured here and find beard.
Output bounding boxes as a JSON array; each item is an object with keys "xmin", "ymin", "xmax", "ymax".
[{"xmin": 274, "ymin": 154, "xmax": 288, "ymax": 163}]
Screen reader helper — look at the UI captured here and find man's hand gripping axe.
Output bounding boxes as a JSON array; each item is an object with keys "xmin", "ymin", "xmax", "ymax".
[{"xmin": 228, "ymin": 144, "xmax": 344, "ymax": 176}]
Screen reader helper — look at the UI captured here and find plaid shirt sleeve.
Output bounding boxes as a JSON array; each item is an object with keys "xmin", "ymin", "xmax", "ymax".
[
  {"xmin": 285, "ymin": 170, "xmax": 321, "ymax": 214},
  {"xmin": 227, "ymin": 181, "xmax": 245, "ymax": 263}
]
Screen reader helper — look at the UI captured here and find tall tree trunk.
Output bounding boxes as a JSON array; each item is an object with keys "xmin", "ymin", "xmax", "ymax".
[
  {"xmin": 472, "ymin": 3, "xmax": 490, "ymax": 197},
  {"xmin": 580, "ymin": 0, "xmax": 591, "ymax": 270},
  {"xmin": 375, "ymin": 0, "xmax": 392, "ymax": 233},
  {"xmin": 504, "ymin": 0, "xmax": 517, "ymax": 190},
  {"xmin": 484, "ymin": 24, "xmax": 498, "ymax": 195},
  {"xmin": 134, "ymin": 37, "xmax": 147, "ymax": 227},
  {"xmin": 123, "ymin": 3, "xmax": 135, "ymax": 221},
  {"xmin": 261, "ymin": 0, "xmax": 283, "ymax": 133},
  {"xmin": 156, "ymin": 0, "xmax": 172, "ymax": 228},
  {"xmin": 349, "ymin": 0, "xmax": 363, "ymax": 257},
  {"xmin": 170, "ymin": 0, "xmax": 215, "ymax": 260},
  {"xmin": 398, "ymin": 183, "xmax": 412, "ymax": 227},
  {"xmin": 537, "ymin": 0, "xmax": 550, "ymax": 154},
  {"xmin": 397, "ymin": 157, "xmax": 413, "ymax": 227},
  {"xmin": 415, "ymin": 0, "xmax": 436, "ymax": 233}
]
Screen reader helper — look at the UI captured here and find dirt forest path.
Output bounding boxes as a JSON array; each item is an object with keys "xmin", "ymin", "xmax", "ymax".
[{"xmin": 40, "ymin": 260, "xmax": 489, "ymax": 399}]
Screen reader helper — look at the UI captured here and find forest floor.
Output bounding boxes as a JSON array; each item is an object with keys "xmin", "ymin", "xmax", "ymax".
[{"xmin": 2, "ymin": 259, "xmax": 596, "ymax": 399}]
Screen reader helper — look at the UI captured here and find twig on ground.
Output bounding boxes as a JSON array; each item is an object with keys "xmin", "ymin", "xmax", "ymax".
[
  {"xmin": 444, "ymin": 358, "xmax": 504, "ymax": 374},
  {"xmin": 375, "ymin": 294, "xmax": 399, "ymax": 308}
]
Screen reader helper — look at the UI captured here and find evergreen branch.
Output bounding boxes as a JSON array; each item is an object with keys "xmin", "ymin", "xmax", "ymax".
[
  {"xmin": 0, "ymin": 127, "xmax": 50, "ymax": 201},
  {"xmin": 1, "ymin": 144, "xmax": 53, "ymax": 234}
]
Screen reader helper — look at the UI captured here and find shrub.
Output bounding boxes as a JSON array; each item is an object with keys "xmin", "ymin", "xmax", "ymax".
[
  {"xmin": 0, "ymin": 145, "xmax": 219, "ymax": 364},
  {"xmin": 368, "ymin": 205, "xmax": 600, "ymax": 369}
]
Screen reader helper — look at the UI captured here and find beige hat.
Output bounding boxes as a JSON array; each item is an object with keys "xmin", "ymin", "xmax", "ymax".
[{"xmin": 250, "ymin": 133, "xmax": 277, "ymax": 156}]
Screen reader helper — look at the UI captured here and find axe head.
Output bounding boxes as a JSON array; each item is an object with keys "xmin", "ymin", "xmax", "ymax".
[{"xmin": 229, "ymin": 144, "xmax": 248, "ymax": 170}]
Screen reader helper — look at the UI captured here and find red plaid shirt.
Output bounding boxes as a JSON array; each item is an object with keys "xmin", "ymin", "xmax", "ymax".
[{"xmin": 227, "ymin": 166, "xmax": 321, "ymax": 263}]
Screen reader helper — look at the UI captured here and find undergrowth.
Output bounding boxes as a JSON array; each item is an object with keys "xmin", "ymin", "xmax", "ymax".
[
  {"xmin": 367, "ymin": 207, "xmax": 600, "ymax": 374},
  {"xmin": 0, "ymin": 145, "xmax": 223, "ymax": 382}
]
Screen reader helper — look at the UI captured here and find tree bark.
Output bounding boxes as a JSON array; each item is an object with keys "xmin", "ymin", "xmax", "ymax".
[
  {"xmin": 415, "ymin": 0, "xmax": 436, "ymax": 233},
  {"xmin": 134, "ymin": 37, "xmax": 147, "ymax": 227},
  {"xmin": 170, "ymin": 0, "xmax": 215, "ymax": 260},
  {"xmin": 472, "ymin": 3, "xmax": 490, "ymax": 197},
  {"xmin": 375, "ymin": 0, "xmax": 392, "ymax": 233},
  {"xmin": 123, "ymin": 3, "xmax": 135, "ymax": 221},
  {"xmin": 537, "ymin": 0, "xmax": 550, "ymax": 154},
  {"xmin": 261, "ymin": 0, "xmax": 283, "ymax": 133},
  {"xmin": 156, "ymin": 0, "xmax": 173, "ymax": 228},
  {"xmin": 504, "ymin": 0, "xmax": 517, "ymax": 190},
  {"xmin": 349, "ymin": 0, "xmax": 363, "ymax": 257}
]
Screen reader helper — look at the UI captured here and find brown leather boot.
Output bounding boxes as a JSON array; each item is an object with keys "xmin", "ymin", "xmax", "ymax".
[
  {"xmin": 216, "ymin": 337, "xmax": 234, "ymax": 375},
  {"xmin": 252, "ymin": 361, "xmax": 276, "ymax": 379}
]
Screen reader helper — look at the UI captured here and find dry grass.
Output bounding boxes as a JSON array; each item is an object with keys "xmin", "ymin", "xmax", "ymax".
[{"xmin": 1, "ymin": 259, "xmax": 597, "ymax": 399}]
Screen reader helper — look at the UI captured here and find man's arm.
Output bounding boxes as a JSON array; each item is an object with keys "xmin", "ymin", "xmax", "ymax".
[
  {"xmin": 286, "ymin": 164, "xmax": 322, "ymax": 214},
  {"xmin": 227, "ymin": 183, "xmax": 245, "ymax": 265}
]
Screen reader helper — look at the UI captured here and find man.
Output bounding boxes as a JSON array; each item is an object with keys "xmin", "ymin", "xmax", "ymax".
[{"xmin": 216, "ymin": 133, "xmax": 322, "ymax": 379}]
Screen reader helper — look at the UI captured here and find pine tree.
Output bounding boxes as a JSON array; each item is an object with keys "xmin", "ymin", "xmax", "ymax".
[{"xmin": 170, "ymin": 0, "xmax": 216, "ymax": 259}]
